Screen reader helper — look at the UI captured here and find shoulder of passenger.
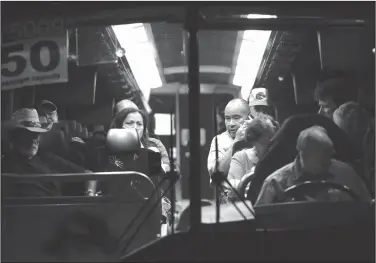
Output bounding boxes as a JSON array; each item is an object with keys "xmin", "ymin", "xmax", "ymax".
[
  {"xmin": 265, "ymin": 163, "xmax": 294, "ymax": 183},
  {"xmin": 330, "ymin": 159, "xmax": 357, "ymax": 173},
  {"xmin": 232, "ymin": 149, "xmax": 247, "ymax": 159},
  {"xmin": 148, "ymin": 137, "xmax": 161, "ymax": 144}
]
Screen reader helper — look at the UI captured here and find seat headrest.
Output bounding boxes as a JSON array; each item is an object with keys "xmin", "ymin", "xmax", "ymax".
[{"xmin": 106, "ymin": 128, "xmax": 141, "ymax": 154}]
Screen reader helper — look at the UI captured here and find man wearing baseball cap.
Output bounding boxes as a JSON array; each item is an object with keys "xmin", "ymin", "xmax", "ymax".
[
  {"xmin": 38, "ymin": 100, "xmax": 59, "ymax": 125},
  {"xmin": 248, "ymin": 87, "xmax": 269, "ymax": 118}
]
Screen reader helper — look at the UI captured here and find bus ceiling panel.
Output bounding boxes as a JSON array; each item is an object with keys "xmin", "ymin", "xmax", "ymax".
[
  {"xmin": 200, "ymin": 2, "xmax": 374, "ymax": 20},
  {"xmin": 165, "ymin": 73, "xmax": 230, "ymax": 86},
  {"xmin": 1, "ymin": 2, "xmax": 185, "ymax": 28},
  {"xmin": 254, "ymin": 31, "xmax": 313, "ymax": 89},
  {"xmin": 151, "ymin": 84, "xmax": 241, "ymax": 96},
  {"xmin": 2, "ymin": 2, "xmax": 373, "ymax": 29},
  {"xmin": 151, "ymin": 25, "xmax": 237, "ymax": 70},
  {"xmin": 198, "ymin": 17, "xmax": 371, "ymax": 31}
]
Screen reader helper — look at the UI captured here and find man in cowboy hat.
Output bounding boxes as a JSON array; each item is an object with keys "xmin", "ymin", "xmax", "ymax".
[{"xmin": 2, "ymin": 108, "xmax": 62, "ymax": 197}]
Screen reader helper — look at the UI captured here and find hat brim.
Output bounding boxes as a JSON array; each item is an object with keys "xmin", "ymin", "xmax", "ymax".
[
  {"xmin": 249, "ymin": 101, "xmax": 268, "ymax": 107},
  {"xmin": 3, "ymin": 121, "xmax": 50, "ymax": 133}
]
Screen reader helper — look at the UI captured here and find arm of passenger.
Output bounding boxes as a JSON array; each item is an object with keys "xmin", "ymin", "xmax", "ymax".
[
  {"xmin": 149, "ymin": 138, "xmax": 171, "ymax": 172},
  {"xmin": 344, "ymin": 166, "xmax": 373, "ymax": 201},
  {"xmin": 207, "ymin": 137, "xmax": 225, "ymax": 177},
  {"xmin": 254, "ymin": 177, "xmax": 276, "ymax": 206},
  {"xmin": 207, "ymin": 137, "xmax": 235, "ymax": 177},
  {"xmin": 227, "ymin": 151, "xmax": 247, "ymax": 188}
]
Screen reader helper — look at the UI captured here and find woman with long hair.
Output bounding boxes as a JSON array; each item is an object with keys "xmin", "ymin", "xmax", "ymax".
[{"xmin": 106, "ymin": 108, "xmax": 173, "ymax": 233}]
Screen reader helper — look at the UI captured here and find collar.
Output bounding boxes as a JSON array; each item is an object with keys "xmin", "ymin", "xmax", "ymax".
[{"xmin": 292, "ymin": 155, "xmax": 334, "ymax": 183}]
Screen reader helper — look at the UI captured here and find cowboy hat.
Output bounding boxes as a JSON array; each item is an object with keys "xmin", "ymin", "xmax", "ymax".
[
  {"xmin": 4, "ymin": 108, "xmax": 50, "ymax": 133},
  {"xmin": 248, "ymin": 87, "xmax": 268, "ymax": 107}
]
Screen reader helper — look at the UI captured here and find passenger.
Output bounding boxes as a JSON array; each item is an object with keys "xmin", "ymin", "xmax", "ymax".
[
  {"xmin": 333, "ymin": 102, "xmax": 375, "ymax": 194},
  {"xmin": 248, "ymin": 87, "xmax": 270, "ymax": 118},
  {"xmin": 255, "ymin": 126, "xmax": 371, "ymax": 206},
  {"xmin": 228, "ymin": 114, "xmax": 278, "ymax": 189},
  {"xmin": 207, "ymin": 98, "xmax": 251, "ymax": 178},
  {"xmin": 247, "ymin": 113, "xmax": 355, "ymax": 204},
  {"xmin": 37, "ymin": 100, "xmax": 59, "ymax": 125},
  {"xmin": 2, "ymin": 108, "xmax": 61, "ymax": 197},
  {"xmin": 106, "ymin": 108, "xmax": 172, "ymax": 224},
  {"xmin": 314, "ymin": 77, "xmax": 355, "ymax": 119},
  {"xmin": 112, "ymin": 99, "xmax": 171, "ymax": 172}
]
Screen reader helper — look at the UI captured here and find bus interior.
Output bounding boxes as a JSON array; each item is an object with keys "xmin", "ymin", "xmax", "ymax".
[{"xmin": 1, "ymin": 2, "xmax": 375, "ymax": 262}]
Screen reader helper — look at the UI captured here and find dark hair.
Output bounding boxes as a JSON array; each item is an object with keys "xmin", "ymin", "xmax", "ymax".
[
  {"xmin": 314, "ymin": 78, "xmax": 355, "ymax": 106},
  {"xmin": 245, "ymin": 113, "xmax": 279, "ymax": 145},
  {"xmin": 110, "ymin": 108, "xmax": 149, "ymax": 147}
]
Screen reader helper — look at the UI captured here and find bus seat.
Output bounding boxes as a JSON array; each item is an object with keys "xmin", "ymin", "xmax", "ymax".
[
  {"xmin": 60, "ymin": 120, "xmax": 78, "ymax": 138},
  {"xmin": 106, "ymin": 128, "xmax": 141, "ymax": 154},
  {"xmin": 40, "ymin": 130, "xmax": 70, "ymax": 156},
  {"xmin": 2, "ymin": 195, "xmax": 161, "ymax": 262},
  {"xmin": 82, "ymin": 127, "xmax": 89, "ymax": 140},
  {"xmin": 106, "ymin": 129, "xmax": 163, "ymax": 175},
  {"xmin": 76, "ymin": 122, "xmax": 83, "ymax": 137}
]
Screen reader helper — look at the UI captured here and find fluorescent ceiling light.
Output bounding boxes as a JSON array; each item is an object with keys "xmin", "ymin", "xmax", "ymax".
[
  {"xmin": 233, "ymin": 16, "xmax": 273, "ymax": 99},
  {"xmin": 112, "ymin": 24, "xmax": 162, "ymax": 99},
  {"xmin": 246, "ymin": 14, "xmax": 277, "ymax": 19}
]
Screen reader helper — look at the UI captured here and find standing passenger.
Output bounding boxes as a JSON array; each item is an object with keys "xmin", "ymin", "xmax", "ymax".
[{"xmin": 207, "ymin": 98, "xmax": 251, "ymax": 179}]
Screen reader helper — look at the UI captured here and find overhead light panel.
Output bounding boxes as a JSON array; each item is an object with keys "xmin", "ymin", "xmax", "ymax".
[
  {"xmin": 233, "ymin": 14, "xmax": 276, "ymax": 99},
  {"xmin": 246, "ymin": 14, "xmax": 277, "ymax": 19},
  {"xmin": 112, "ymin": 23, "xmax": 162, "ymax": 99}
]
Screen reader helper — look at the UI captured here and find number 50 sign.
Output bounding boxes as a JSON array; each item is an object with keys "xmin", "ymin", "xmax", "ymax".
[{"xmin": 1, "ymin": 32, "xmax": 69, "ymax": 91}]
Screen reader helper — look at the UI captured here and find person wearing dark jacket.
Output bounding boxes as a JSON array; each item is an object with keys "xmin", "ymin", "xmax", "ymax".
[
  {"xmin": 247, "ymin": 113, "xmax": 356, "ymax": 203},
  {"xmin": 2, "ymin": 108, "xmax": 61, "ymax": 197}
]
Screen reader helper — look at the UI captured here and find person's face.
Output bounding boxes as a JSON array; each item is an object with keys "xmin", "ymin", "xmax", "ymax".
[
  {"xmin": 12, "ymin": 130, "xmax": 41, "ymax": 158},
  {"xmin": 224, "ymin": 105, "xmax": 249, "ymax": 139},
  {"xmin": 253, "ymin": 129, "xmax": 274, "ymax": 156},
  {"xmin": 46, "ymin": 111, "xmax": 58, "ymax": 123},
  {"xmin": 318, "ymin": 99, "xmax": 337, "ymax": 119},
  {"xmin": 122, "ymin": 112, "xmax": 144, "ymax": 139},
  {"xmin": 299, "ymin": 147, "xmax": 332, "ymax": 175},
  {"xmin": 250, "ymin": 105, "xmax": 268, "ymax": 118}
]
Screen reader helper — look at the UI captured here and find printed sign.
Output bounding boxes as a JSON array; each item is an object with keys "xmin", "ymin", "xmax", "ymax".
[{"xmin": 1, "ymin": 32, "xmax": 68, "ymax": 90}]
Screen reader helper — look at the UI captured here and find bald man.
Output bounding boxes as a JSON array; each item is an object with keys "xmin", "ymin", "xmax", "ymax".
[
  {"xmin": 255, "ymin": 126, "xmax": 371, "ymax": 205},
  {"xmin": 207, "ymin": 98, "xmax": 251, "ymax": 179}
]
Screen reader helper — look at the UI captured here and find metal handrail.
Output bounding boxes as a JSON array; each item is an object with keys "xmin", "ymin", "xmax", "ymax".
[{"xmin": 2, "ymin": 171, "xmax": 155, "ymax": 186}]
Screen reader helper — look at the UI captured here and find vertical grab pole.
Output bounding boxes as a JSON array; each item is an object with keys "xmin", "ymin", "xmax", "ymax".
[{"xmin": 185, "ymin": 6, "xmax": 201, "ymax": 233}]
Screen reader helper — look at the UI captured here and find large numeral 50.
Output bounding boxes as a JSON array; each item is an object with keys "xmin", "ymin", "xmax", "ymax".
[{"xmin": 1, "ymin": 40, "xmax": 60, "ymax": 77}]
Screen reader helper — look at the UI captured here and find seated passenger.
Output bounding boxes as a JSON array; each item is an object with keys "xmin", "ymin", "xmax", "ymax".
[
  {"xmin": 228, "ymin": 113, "xmax": 278, "ymax": 189},
  {"xmin": 255, "ymin": 126, "xmax": 371, "ymax": 206},
  {"xmin": 105, "ymin": 108, "xmax": 172, "ymax": 223},
  {"xmin": 333, "ymin": 102, "xmax": 375, "ymax": 194},
  {"xmin": 247, "ymin": 113, "xmax": 355, "ymax": 203},
  {"xmin": 2, "ymin": 108, "xmax": 61, "ymax": 197},
  {"xmin": 37, "ymin": 100, "xmax": 59, "ymax": 125},
  {"xmin": 112, "ymin": 99, "xmax": 170, "ymax": 172},
  {"xmin": 314, "ymin": 77, "xmax": 356, "ymax": 119}
]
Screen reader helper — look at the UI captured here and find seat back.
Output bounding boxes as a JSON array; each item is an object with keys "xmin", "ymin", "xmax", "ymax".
[
  {"xmin": 2, "ymin": 199, "xmax": 160, "ymax": 262},
  {"xmin": 2, "ymin": 172, "xmax": 160, "ymax": 261}
]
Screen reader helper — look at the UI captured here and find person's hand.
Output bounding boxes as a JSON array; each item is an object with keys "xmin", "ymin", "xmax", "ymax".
[
  {"xmin": 234, "ymin": 120, "xmax": 252, "ymax": 142},
  {"xmin": 272, "ymin": 179, "xmax": 315, "ymax": 202}
]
